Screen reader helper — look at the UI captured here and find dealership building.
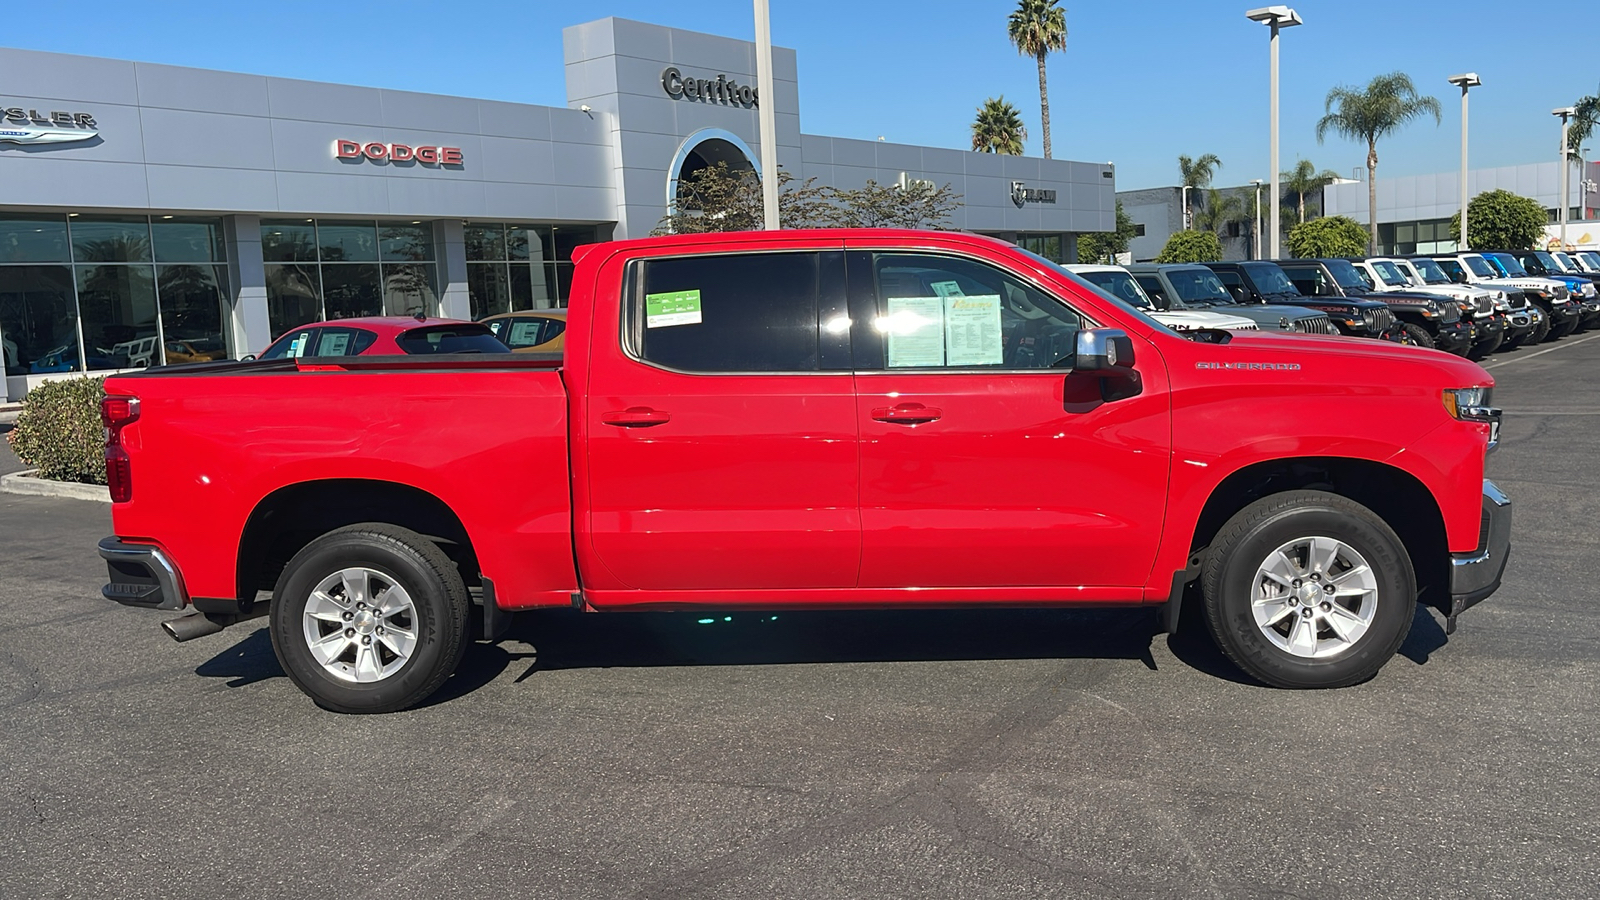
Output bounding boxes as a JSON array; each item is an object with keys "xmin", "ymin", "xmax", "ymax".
[{"xmin": 0, "ymin": 17, "xmax": 1115, "ymax": 400}]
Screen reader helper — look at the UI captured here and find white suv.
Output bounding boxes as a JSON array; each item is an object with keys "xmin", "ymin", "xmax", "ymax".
[{"xmin": 1063, "ymin": 264, "xmax": 1258, "ymax": 333}]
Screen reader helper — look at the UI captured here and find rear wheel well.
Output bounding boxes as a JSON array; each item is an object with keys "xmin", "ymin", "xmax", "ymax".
[
  {"xmin": 1189, "ymin": 458, "xmax": 1448, "ymax": 612},
  {"xmin": 236, "ymin": 480, "xmax": 479, "ymax": 605}
]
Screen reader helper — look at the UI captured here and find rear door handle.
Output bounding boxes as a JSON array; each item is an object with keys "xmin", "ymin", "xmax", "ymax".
[
  {"xmin": 602, "ymin": 407, "xmax": 671, "ymax": 427},
  {"xmin": 871, "ymin": 403, "xmax": 942, "ymax": 425}
]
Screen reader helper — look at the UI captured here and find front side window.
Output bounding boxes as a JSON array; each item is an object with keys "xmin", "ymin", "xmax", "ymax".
[
  {"xmin": 260, "ymin": 326, "xmax": 379, "ymax": 359},
  {"xmin": 1323, "ymin": 260, "xmax": 1370, "ymax": 290},
  {"xmin": 635, "ymin": 252, "xmax": 826, "ymax": 372},
  {"xmin": 1436, "ymin": 258, "xmax": 1468, "ymax": 282},
  {"xmin": 1243, "ymin": 264, "xmax": 1298, "ymax": 296},
  {"xmin": 1165, "ymin": 269, "xmax": 1233, "ymax": 306},
  {"xmin": 865, "ymin": 252, "xmax": 1084, "ymax": 369},
  {"xmin": 1463, "ymin": 255, "xmax": 1498, "ymax": 278},
  {"xmin": 1530, "ymin": 251, "xmax": 1561, "ymax": 273},
  {"xmin": 1410, "ymin": 257, "xmax": 1451, "ymax": 284}
]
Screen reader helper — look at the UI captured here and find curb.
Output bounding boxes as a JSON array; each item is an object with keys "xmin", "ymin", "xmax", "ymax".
[{"xmin": 0, "ymin": 469, "xmax": 112, "ymax": 503}]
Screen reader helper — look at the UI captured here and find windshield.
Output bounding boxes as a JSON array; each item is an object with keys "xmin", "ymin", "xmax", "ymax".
[
  {"xmin": 1463, "ymin": 255, "xmax": 1497, "ymax": 278},
  {"xmin": 1531, "ymin": 251, "xmax": 1563, "ymax": 272},
  {"xmin": 1323, "ymin": 259, "xmax": 1369, "ymax": 289},
  {"xmin": 1553, "ymin": 251, "xmax": 1579, "ymax": 272},
  {"xmin": 1015, "ymin": 253, "xmax": 1167, "ymax": 333},
  {"xmin": 1076, "ymin": 270, "xmax": 1153, "ymax": 309},
  {"xmin": 1165, "ymin": 268, "xmax": 1233, "ymax": 305},
  {"xmin": 1370, "ymin": 260, "xmax": 1410, "ymax": 287},
  {"xmin": 1409, "ymin": 257, "xmax": 1451, "ymax": 284},
  {"xmin": 1579, "ymin": 251, "xmax": 1600, "ymax": 272},
  {"xmin": 1244, "ymin": 263, "xmax": 1300, "ymax": 295},
  {"xmin": 1488, "ymin": 253, "xmax": 1529, "ymax": 277}
]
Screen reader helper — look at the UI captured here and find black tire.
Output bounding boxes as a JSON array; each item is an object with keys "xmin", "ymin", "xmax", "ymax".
[
  {"xmin": 1528, "ymin": 313, "xmax": 1551, "ymax": 344},
  {"xmin": 1547, "ymin": 315, "xmax": 1577, "ymax": 341},
  {"xmin": 1201, "ymin": 491, "xmax": 1415, "ymax": 689},
  {"xmin": 1500, "ymin": 330, "xmax": 1525, "ymax": 351},
  {"xmin": 1398, "ymin": 322, "xmax": 1434, "ymax": 349},
  {"xmin": 270, "ymin": 524, "xmax": 471, "ymax": 713},
  {"xmin": 1467, "ymin": 328, "xmax": 1503, "ymax": 359}
]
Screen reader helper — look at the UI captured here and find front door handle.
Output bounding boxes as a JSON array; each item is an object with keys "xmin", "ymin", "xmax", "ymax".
[
  {"xmin": 871, "ymin": 403, "xmax": 942, "ymax": 425},
  {"xmin": 602, "ymin": 407, "xmax": 671, "ymax": 427}
]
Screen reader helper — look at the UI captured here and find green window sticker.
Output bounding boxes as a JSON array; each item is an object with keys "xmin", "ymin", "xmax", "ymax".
[{"xmin": 646, "ymin": 289, "xmax": 702, "ymax": 328}]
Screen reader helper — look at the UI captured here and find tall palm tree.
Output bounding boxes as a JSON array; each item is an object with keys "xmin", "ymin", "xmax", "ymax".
[
  {"xmin": 1178, "ymin": 153, "xmax": 1222, "ymax": 189},
  {"xmin": 1567, "ymin": 87, "xmax": 1599, "ymax": 154},
  {"xmin": 1007, "ymin": 0, "xmax": 1068, "ymax": 159},
  {"xmin": 1281, "ymin": 158, "xmax": 1341, "ymax": 224},
  {"xmin": 971, "ymin": 97, "xmax": 1027, "ymax": 155},
  {"xmin": 1316, "ymin": 72, "xmax": 1441, "ymax": 254}
]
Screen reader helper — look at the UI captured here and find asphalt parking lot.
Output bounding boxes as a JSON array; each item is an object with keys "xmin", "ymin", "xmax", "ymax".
[{"xmin": 2, "ymin": 337, "xmax": 1598, "ymax": 900}]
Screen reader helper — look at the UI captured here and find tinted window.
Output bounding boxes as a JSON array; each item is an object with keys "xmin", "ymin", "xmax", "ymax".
[
  {"xmin": 1323, "ymin": 260, "xmax": 1370, "ymax": 289},
  {"xmin": 1279, "ymin": 265, "xmax": 1322, "ymax": 295},
  {"xmin": 1463, "ymin": 256, "xmax": 1498, "ymax": 278},
  {"xmin": 867, "ymin": 252, "xmax": 1083, "ymax": 369},
  {"xmin": 1488, "ymin": 253, "xmax": 1528, "ymax": 277},
  {"xmin": 395, "ymin": 324, "xmax": 509, "ymax": 354},
  {"xmin": 1436, "ymin": 258, "xmax": 1467, "ymax": 282},
  {"xmin": 1165, "ymin": 269, "xmax": 1232, "ymax": 305},
  {"xmin": 1242, "ymin": 264, "xmax": 1299, "ymax": 295},
  {"xmin": 637, "ymin": 252, "xmax": 823, "ymax": 372},
  {"xmin": 1409, "ymin": 257, "xmax": 1451, "ymax": 284},
  {"xmin": 1077, "ymin": 270, "xmax": 1152, "ymax": 309},
  {"xmin": 260, "ymin": 326, "xmax": 378, "ymax": 358}
]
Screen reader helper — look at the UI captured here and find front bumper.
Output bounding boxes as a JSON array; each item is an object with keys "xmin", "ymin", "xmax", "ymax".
[
  {"xmin": 1433, "ymin": 319, "xmax": 1475, "ymax": 354},
  {"xmin": 98, "ymin": 537, "xmax": 189, "ymax": 611},
  {"xmin": 1446, "ymin": 480, "xmax": 1511, "ymax": 632},
  {"xmin": 1470, "ymin": 315, "xmax": 1505, "ymax": 346}
]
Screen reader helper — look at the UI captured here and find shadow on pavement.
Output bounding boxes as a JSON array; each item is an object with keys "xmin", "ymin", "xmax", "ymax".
[{"xmin": 194, "ymin": 627, "xmax": 282, "ymax": 687}]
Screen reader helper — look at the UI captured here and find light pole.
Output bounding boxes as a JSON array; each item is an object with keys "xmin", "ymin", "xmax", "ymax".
[
  {"xmin": 1181, "ymin": 185, "xmax": 1192, "ymax": 230},
  {"xmin": 1447, "ymin": 73, "xmax": 1481, "ymax": 250},
  {"xmin": 1250, "ymin": 178, "xmax": 1266, "ymax": 259},
  {"xmin": 1583, "ymin": 147, "xmax": 1593, "ymax": 220},
  {"xmin": 1246, "ymin": 6, "xmax": 1301, "ymax": 260},
  {"xmin": 1555, "ymin": 106, "xmax": 1576, "ymax": 250},
  {"xmin": 754, "ymin": 0, "xmax": 780, "ymax": 230}
]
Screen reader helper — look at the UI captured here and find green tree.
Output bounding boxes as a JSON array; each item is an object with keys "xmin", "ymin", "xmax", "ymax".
[
  {"xmin": 1193, "ymin": 188, "xmax": 1247, "ymax": 237},
  {"xmin": 1154, "ymin": 230, "xmax": 1224, "ymax": 263},
  {"xmin": 1007, "ymin": 0, "xmax": 1068, "ymax": 159},
  {"xmin": 1076, "ymin": 200, "xmax": 1137, "ymax": 263},
  {"xmin": 1178, "ymin": 153, "xmax": 1222, "ymax": 189},
  {"xmin": 1566, "ymin": 88, "xmax": 1599, "ymax": 154},
  {"xmin": 1286, "ymin": 215, "xmax": 1368, "ymax": 259},
  {"xmin": 828, "ymin": 180, "xmax": 963, "ymax": 229},
  {"xmin": 971, "ymin": 97, "xmax": 1027, "ymax": 155},
  {"xmin": 1281, "ymin": 158, "xmax": 1342, "ymax": 224},
  {"xmin": 1316, "ymin": 72, "xmax": 1442, "ymax": 254},
  {"xmin": 1447, "ymin": 189, "xmax": 1547, "ymax": 251},
  {"xmin": 652, "ymin": 163, "xmax": 962, "ymax": 234}
]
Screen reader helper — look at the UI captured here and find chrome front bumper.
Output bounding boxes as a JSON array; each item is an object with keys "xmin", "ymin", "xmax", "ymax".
[
  {"xmin": 98, "ymin": 537, "xmax": 189, "ymax": 611},
  {"xmin": 1445, "ymin": 480, "xmax": 1511, "ymax": 632}
]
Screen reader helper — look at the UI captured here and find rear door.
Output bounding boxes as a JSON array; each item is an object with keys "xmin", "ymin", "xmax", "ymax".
[
  {"xmin": 582, "ymin": 248, "xmax": 860, "ymax": 592},
  {"xmin": 847, "ymin": 247, "xmax": 1171, "ymax": 589}
]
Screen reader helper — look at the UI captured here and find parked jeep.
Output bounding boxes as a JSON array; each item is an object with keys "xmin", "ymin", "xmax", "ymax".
[
  {"xmin": 1203, "ymin": 261, "xmax": 1403, "ymax": 343},
  {"xmin": 1062, "ymin": 264, "xmax": 1260, "ymax": 333},
  {"xmin": 1277, "ymin": 258, "xmax": 1472, "ymax": 355},
  {"xmin": 1355, "ymin": 258, "xmax": 1504, "ymax": 357},
  {"xmin": 1452, "ymin": 252, "xmax": 1582, "ymax": 341},
  {"xmin": 1389, "ymin": 256, "xmax": 1536, "ymax": 351},
  {"xmin": 1126, "ymin": 264, "xmax": 1336, "ymax": 334},
  {"xmin": 1508, "ymin": 250, "xmax": 1600, "ymax": 329}
]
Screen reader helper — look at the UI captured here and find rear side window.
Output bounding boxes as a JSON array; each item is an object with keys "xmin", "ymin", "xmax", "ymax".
[
  {"xmin": 635, "ymin": 252, "xmax": 826, "ymax": 372},
  {"xmin": 395, "ymin": 324, "xmax": 510, "ymax": 354}
]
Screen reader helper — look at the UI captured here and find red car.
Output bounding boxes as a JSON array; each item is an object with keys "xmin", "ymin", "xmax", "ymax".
[
  {"xmin": 98, "ymin": 229, "xmax": 1509, "ymax": 712},
  {"xmin": 255, "ymin": 316, "xmax": 510, "ymax": 359}
]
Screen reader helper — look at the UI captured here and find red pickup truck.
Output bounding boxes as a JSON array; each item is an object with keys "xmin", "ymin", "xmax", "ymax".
[{"xmin": 98, "ymin": 229, "xmax": 1511, "ymax": 713}]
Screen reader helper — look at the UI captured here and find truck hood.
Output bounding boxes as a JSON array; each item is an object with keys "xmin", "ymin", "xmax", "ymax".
[
  {"xmin": 1151, "ymin": 309, "xmax": 1258, "ymax": 331},
  {"xmin": 1215, "ymin": 329, "xmax": 1490, "ymax": 383}
]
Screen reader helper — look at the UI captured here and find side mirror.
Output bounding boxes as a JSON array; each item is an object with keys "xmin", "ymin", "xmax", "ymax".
[
  {"xmin": 1149, "ymin": 290, "xmax": 1171, "ymax": 311},
  {"xmin": 1226, "ymin": 284, "xmax": 1247, "ymax": 302},
  {"xmin": 1073, "ymin": 328, "xmax": 1136, "ymax": 371},
  {"xmin": 240, "ymin": 354, "xmax": 257, "ymax": 361}
]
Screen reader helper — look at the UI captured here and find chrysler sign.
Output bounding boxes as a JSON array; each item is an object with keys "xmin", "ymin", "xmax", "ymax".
[
  {"xmin": 0, "ymin": 107, "xmax": 98, "ymax": 145},
  {"xmin": 334, "ymin": 139, "xmax": 463, "ymax": 166}
]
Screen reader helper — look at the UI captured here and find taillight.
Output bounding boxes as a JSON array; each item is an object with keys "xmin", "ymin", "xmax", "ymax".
[{"xmin": 102, "ymin": 395, "xmax": 139, "ymax": 503}]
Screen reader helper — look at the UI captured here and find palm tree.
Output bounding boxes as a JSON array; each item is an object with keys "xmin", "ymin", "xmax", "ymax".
[
  {"xmin": 1178, "ymin": 153, "xmax": 1222, "ymax": 189},
  {"xmin": 1567, "ymin": 87, "xmax": 1599, "ymax": 154},
  {"xmin": 971, "ymin": 98, "xmax": 1027, "ymax": 155},
  {"xmin": 1193, "ymin": 188, "xmax": 1246, "ymax": 237},
  {"xmin": 1316, "ymin": 72, "xmax": 1441, "ymax": 254},
  {"xmin": 1007, "ymin": 0, "xmax": 1068, "ymax": 159},
  {"xmin": 1281, "ymin": 159, "xmax": 1341, "ymax": 224}
]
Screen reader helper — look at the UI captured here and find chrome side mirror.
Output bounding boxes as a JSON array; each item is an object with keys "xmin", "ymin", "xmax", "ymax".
[{"xmin": 1073, "ymin": 328, "xmax": 1136, "ymax": 371}]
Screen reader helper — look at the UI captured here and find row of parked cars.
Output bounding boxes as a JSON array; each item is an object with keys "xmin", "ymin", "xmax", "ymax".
[
  {"xmin": 250, "ymin": 309, "xmax": 568, "ymax": 360},
  {"xmin": 1068, "ymin": 248, "xmax": 1600, "ymax": 359}
]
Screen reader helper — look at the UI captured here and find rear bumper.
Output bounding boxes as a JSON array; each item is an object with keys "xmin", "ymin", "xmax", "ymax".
[
  {"xmin": 98, "ymin": 537, "xmax": 188, "ymax": 611},
  {"xmin": 1447, "ymin": 480, "xmax": 1511, "ymax": 627}
]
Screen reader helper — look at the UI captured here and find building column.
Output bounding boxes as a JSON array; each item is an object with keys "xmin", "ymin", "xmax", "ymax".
[
  {"xmin": 224, "ymin": 216, "xmax": 271, "ymax": 356},
  {"xmin": 434, "ymin": 220, "xmax": 471, "ymax": 320}
]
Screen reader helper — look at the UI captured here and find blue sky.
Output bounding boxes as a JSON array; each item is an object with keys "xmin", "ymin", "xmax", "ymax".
[{"xmin": 4, "ymin": 0, "xmax": 1596, "ymax": 191}]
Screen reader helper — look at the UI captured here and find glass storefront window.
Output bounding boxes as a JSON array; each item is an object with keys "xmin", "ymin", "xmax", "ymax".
[
  {"xmin": 0, "ymin": 266, "xmax": 77, "ymax": 375},
  {"xmin": 380, "ymin": 224, "xmax": 433, "ymax": 262},
  {"xmin": 0, "ymin": 214, "xmax": 229, "ymax": 373},
  {"xmin": 322, "ymin": 263, "xmax": 382, "ymax": 320},
  {"xmin": 262, "ymin": 220, "xmax": 318, "ymax": 262},
  {"xmin": 317, "ymin": 221, "xmax": 379, "ymax": 262},
  {"xmin": 76, "ymin": 264, "xmax": 160, "ymax": 370},
  {"xmin": 464, "ymin": 222, "xmax": 591, "ymax": 318},
  {"xmin": 382, "ymin": 263, "xmax": 437, "ymax": 316},
  {"xmin": 266, "ymin": 263, "xmax": 321, "ymax": 335}
]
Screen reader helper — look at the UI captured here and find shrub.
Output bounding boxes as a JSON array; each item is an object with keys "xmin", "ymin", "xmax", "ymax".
[
  {"xmin": 6, "ymin": 376, "xmax": 108, "ymax": 484},
  {"xmin": 1154, "ymin": 230, "xmax": 1224, "ymax": 263},
  {"xmin": 1449, "ymin": 189, "xmax": 1547, "ymax": 251},
  {"xmin": 1287, "ymin": 215, "xmax": 1369, "ymax": 258}
]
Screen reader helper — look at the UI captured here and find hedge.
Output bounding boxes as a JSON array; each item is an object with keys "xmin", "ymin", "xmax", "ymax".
[{"xmin": 6, "ymin": 376, "xmax": 108, "ymax": 484}]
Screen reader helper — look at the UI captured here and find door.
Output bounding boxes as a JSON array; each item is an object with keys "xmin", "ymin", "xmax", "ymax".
[
  {"xmin": 583, "ymin": 249, "xmax": 860, "ymax": 592},
  {"xmin": 847, "ymin": 249, "xmax": 1171, "ymax": 589}
]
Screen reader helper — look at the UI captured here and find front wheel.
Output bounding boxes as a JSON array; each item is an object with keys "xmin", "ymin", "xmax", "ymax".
[
  {"xmin": 1201, "ymin": 491, "xmax": 1415, "ymax": 689},
  {"xmin": 1397, "ymin": 322, "xmax": 1434, "ymax": 349},
  {"xmin": 270, "ymin": 524, "xmax": 471, "ymax": 713}
]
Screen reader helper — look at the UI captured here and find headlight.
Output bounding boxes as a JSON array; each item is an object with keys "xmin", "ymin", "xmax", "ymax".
[
  {"xmin": 1278, "ymin": 316, "xmax": 1292, "ymax": 330},
  {"xmin": 1442, "ymin": 387, "xmax": 1494, "ymax": 420}
]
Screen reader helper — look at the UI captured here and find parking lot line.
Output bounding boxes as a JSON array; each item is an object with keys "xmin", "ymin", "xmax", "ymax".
[{"xmin": 1482, "ymin": 333, "xmax": 1600, "ymax": 369}]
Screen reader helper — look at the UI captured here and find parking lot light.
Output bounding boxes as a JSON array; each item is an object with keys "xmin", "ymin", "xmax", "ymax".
[
  {"xmin": 1448, "ymin": 73, "xmax": 1481, "ymax": 250},
  {"xmin": 1554, "ymin": 107, "xmax": 1577, "ymax": 250},
  {"xmin": 1246, "ymin": 6, "xmax": 1302, "ymax": 260}
]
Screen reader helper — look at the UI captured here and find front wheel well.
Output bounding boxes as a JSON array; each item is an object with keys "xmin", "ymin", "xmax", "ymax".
[
  {"xmin": 1189, "ymin": 457, "xmax": 1448, "ymax": 613},
  {"xmin": 236, "ymin": 479, "xmax": 479, "ymax": 605}
]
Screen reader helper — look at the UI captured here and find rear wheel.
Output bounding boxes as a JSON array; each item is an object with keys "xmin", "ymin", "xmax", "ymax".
[
  {"xmin": 1397, "ymin": 323, "xmax": 1434, "ymax": 349},
  {"xmin": 270, "ymin": 524, "xmax": 470, "ymax": 713},
  {"xmin": 1202, "ymin": 491, "xmax": 1415, "ymax": 689}
]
